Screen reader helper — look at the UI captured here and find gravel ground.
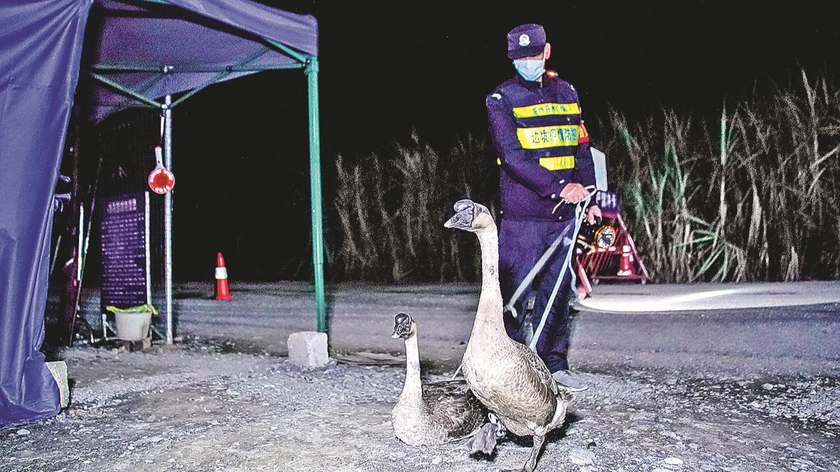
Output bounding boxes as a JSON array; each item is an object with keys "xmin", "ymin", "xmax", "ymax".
[{"xmin": 2, "ymin": 337, "xmax": 838, "ymax": 472}]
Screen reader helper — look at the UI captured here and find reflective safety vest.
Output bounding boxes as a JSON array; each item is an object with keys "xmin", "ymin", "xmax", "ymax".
[{"xmin": 487, "ymin": 70, "xmax": 595, "ymax": 221}]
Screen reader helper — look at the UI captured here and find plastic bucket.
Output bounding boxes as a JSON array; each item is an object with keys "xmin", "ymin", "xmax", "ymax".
[{"xmin": 114, "ymin": 310, "xmax": 152, "ymax": 341}]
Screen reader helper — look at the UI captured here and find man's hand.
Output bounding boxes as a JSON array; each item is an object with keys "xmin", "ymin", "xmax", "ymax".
[
  {"xmin": 585, "ymin": 205, "xmax": 602, "ymax": 225},
  {"xmin": 559, "ymin": 183, "xmax": 589, "ymax": 203}
]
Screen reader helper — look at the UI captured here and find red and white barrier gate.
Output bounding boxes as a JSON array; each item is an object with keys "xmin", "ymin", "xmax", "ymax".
[{"xmin": 576, "ymin": 191, "xmax": 650, "ymax": 299}]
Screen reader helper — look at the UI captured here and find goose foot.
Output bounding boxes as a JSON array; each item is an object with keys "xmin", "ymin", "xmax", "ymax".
[
  {"xmin": 521, "ymin": 434, "xmax": 545, "ymax": 472},
  {"xmin": 494, "ymin": 436, "xmax": 546, "ymax": 472},
  {"xmin": 489, "ymin": 412, "xmax": 507, "ymax": 439},
  {"xmin": 467, "ymin": 422, "xmax": 500, "ymax": 455}
]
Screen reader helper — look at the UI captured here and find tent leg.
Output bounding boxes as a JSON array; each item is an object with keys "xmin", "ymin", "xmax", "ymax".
[
  {"xmin": 163, "ymin": 95, "xmax": 174, "ymax": 344},
  {"xmin": 306, "ymin": 57, "xmax": 326, "ymax": 334}
]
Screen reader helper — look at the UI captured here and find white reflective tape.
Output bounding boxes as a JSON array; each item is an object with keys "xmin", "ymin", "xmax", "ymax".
[
  {"xmin": 591, "ymin": 147, "xmax": 609, "ymax": 191},
  {"xmin": 215, "ymin": 267, "xmax": 228, "ymax": 279},
  {"xmin": 530, "ymin": 195, "xmax": 590, "ymax": 350}
]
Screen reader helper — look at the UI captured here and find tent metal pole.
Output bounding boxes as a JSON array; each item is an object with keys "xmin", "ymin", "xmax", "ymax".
[
  {"xmin": 92, "ymin": 64, "xmax": 305, "ymax": 73},
  {"xmin": 89, "ymin": 73, "xmax": 160, "ymax": 108},
  {"xmin": 305, "ymin": 57, "xmax": 326, "ymax": 333},
  {"xmin": 170, "ymin": 47, "xmax": 272, "ymax": 108},
  {"xmin": 163, "ymin": 95, "xmax": 174, "ymax": 344},
  {"xmin": 267, "ymin": 40, "xmax": 308, "ymax": 64}
]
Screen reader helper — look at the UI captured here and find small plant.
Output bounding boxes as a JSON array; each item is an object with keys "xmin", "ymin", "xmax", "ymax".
[{"xmin": 105, "ymin": 304, "xmax": 159, "ymax": 316}]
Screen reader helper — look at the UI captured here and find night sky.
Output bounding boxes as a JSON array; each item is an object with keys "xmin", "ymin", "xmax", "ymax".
[
  {"xmin": 174, "ymin": 1, "xmax": 840, "ymax": 154},
  {"xmin": 83, "ymin": 1, "xmax": 840, "ymax": 281},
  {"xmin": 265, "ymin": 1, "xmax": 840, "ymax": 152}
]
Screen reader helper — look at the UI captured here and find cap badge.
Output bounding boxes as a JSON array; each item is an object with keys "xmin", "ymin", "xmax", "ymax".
[{"xmin": 519, "ymin": 34, "xmax": 530, "ymax": 47}]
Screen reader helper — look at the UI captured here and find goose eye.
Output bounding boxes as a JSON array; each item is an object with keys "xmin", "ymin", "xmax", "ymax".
[
  {"xmin": 395, "ymin": 313, "xmax": 410, "ymax": 325},
  {"xmin": 452, "ymin": 205, "xmax": 475, "ymax": 224},
  {"xmin": 453, "ymin": 199, "xmax": 474, "ymax": 213}
]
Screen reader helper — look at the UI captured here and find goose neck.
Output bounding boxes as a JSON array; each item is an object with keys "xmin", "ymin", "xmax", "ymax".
[
  {"xmin": 474, "ymin": 226, "xmax": 504, "ymax": 330},
  {"xmin": 401, "ymin": 334, "xmax": 423, "ymax": 400}
]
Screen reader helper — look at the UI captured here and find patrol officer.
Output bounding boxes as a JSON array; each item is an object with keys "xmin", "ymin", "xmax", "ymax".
[{"xmin": 486, "ymin": 23, "xmax": 600, "ymax": 391}]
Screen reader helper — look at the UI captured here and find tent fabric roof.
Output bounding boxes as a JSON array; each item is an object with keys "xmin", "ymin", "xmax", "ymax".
[
  {"xmin": 80, "ymin": 0, "xmax": 318, "ymax": 121},
  {"xmin": 0, "ymin": 0, "xmax": 321, "ymax": 425}
]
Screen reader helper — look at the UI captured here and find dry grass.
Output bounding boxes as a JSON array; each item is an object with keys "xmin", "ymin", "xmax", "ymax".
[
  {"xmin": 333, "ymin": 69, "xmax": 840, "ymax": 283},
  {"xmin": 600, "ymin": 69, "xmax": 840, "ymax": 282},
  {"xmin": 331, "ymin": 132, "xmax": 496, "ymax": 282}
]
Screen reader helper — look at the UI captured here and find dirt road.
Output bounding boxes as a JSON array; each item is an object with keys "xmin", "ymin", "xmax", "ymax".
[{"xmin": 2, "ymin": 282, "xmax": 836, "ymax": 471}]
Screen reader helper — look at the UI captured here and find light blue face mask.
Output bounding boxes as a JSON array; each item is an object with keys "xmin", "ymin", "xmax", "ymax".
[{"xmin": 513, "ymin": 58, "xmax": 546, "ymax": 81}]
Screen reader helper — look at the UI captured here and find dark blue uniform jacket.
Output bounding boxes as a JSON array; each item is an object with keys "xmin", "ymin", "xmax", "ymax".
[{"xmin": 487, "ymin": 71, "xmax": 596, "ymax": 221}]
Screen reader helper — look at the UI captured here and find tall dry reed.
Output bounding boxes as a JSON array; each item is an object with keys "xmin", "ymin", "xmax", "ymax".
[
  {"xmin": 333, "ymin": 69, "xmax": 839, "ymax": 283},
  {"xmin": 331, "ymin": 132, "xmax": 496, "ymax": 282},
  {"xmin": 602, "ymin": 69, "xmax": 840, "ymax": 282}
]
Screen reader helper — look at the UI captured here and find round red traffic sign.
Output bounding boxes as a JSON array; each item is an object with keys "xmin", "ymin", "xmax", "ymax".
[{"xmin": 148, "ymin": 167, "xmax": 175, "ymax": 194}]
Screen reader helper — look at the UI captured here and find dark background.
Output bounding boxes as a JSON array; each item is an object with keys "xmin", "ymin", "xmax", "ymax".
[
  {"xmin": 271, "ymin": 1, "xmax": 840, "ymax": 152},
  {"xmin": 77, "ymin": 1, "xmax": 840, "ymax": 281}
]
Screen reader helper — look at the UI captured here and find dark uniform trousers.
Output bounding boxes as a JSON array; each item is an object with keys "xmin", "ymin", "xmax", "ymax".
[
  {"xmin": 499, "ymin": 218, "xmax": 576, "ymax": 373},
  {"xmin": 486, "ymin": 70, "xmax": 595, "ymax": 374}
]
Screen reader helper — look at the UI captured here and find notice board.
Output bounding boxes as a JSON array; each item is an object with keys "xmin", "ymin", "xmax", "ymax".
[{"xmin": 100, "ymin": 192, "xmax": 151, "ymax": 312}]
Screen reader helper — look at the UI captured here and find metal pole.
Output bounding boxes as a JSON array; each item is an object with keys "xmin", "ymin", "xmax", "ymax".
[
  {"xmin": 163, "ymin": 95, "xmax": 174, "ymax": 344},
  {"xmin": 267, "ymin": 40, "xmax": 308, "ymax": 64},
  {"xmin": 305, "ymin": 57, "xmax": 327, "ymax": 333},
  {"xmin": 88, "ymin": 73, "xmax": 161, "ymax": 109}
]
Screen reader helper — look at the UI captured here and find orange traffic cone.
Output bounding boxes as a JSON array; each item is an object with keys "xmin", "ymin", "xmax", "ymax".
[
  {"xmin": 215, "ymin": 252, "xmax": 233, "ymax": 300},
  {"xmin": 617, "ymin": 245, "xmax": 635, "ymax": 276}
]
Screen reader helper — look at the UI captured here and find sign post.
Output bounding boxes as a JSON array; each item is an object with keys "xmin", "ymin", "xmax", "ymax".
[{"xmin": 148, "ymin": 146, "xmax": 175, "ymax": 195}]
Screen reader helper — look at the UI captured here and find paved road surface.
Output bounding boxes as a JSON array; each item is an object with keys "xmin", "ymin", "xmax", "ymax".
[{"xmin": 64, "ymin": 281, "xmax": 840, "ymax": 377}]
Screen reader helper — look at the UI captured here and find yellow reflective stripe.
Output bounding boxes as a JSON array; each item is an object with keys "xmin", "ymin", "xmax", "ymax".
[
  {"xmin": 517, "ymin": 125, "xmax": 579, "ymax": 149},
  {"xmin": 539, "ymin": 156, "xmax": 575, "ymax": 171},
  {"xmin": 497, "ymin": 156, "xmax": 575, "ymax": 170},
  {"xmin": 512, "ymin": 102, "xmax": 580, "ymax": 118}
]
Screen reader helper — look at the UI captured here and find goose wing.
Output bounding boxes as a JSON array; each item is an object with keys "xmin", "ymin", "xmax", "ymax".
[
  {"xmin": 472, "ymin": 341, "xmax": 572, "ymax": 435},
  {"xmin": 520, "ymin": 343, "xmax": 576, "ymax": 402},
  {"xmin": 522, "ymin": 344, "xmax": 555, "ymax": 392},
  {"xmin": 505, "ymin": 342, "xmax": 563, "ymax": 418},
  {"xmin": 422, "ymin": 379, "xmax": 486, "ymax": 438}
]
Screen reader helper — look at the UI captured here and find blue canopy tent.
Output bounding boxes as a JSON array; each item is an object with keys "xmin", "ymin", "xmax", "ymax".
[{"xmin": 0, "ymin": 0, "xmax": 325, "ymax": 425}]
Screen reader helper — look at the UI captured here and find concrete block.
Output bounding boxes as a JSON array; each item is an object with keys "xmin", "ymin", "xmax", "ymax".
[
  {"xmin": 287, "ymin": 331, "xmax": 329, "ymax": 368},
  {"xmin": 45, "ymin": 361, "xmax": 69, "ymax": 409},
  {"xmin": 123, "ymin": 338, "xmax": 152, "ymax": 352}
]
